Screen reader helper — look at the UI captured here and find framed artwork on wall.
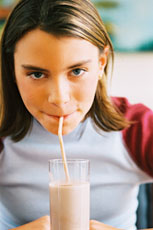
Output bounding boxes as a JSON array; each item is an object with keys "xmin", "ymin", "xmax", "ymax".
[{"xmin": 92, "ymin": 0, "xmax": 153, "ymax": 52}]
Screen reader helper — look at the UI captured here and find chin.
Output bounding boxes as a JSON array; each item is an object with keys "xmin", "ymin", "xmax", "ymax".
[{"xmin": 49, "ymin": 123, "xmax": 80, "ymax": 136}]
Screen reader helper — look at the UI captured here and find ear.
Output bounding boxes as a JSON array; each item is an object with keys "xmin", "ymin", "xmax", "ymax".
[{"xmin": 98, "ymin": 45, "xmax": 109, "ymax": 76}]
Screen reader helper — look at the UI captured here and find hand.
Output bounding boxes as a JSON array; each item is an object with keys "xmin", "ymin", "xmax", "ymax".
[
  {"xmin": 90, "ymin": 220, "xmax": 121, "ymax": 230},
  {"xmin": 11, "ymin": 215, "xmax": 50, "ymax": 230}
]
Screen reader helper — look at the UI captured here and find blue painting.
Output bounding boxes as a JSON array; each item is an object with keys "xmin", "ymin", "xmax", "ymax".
[{"xmin": 92, "ymin": 0, "xmax": 153, "ymax": 52}]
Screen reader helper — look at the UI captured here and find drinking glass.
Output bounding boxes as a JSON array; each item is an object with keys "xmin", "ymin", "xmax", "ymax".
[{"xmin": 49, "ymin": 159, "xmax": 90, "ymax": 230}]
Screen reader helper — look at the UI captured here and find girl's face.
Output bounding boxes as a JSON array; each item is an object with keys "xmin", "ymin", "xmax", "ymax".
[{"xmin": 14, "ymin": 29, "xmax": 106, "ymax": 135}]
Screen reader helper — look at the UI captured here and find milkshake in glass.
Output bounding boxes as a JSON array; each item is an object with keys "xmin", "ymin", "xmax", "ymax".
[{"xmin": 49, "ymin": 159, "xmax": 90, "ymax": 230}]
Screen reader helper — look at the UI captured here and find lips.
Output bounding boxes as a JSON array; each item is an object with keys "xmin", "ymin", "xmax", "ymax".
[{"xmin": 44, "ymin": 111, "xmax": 75, "ymax": 120}]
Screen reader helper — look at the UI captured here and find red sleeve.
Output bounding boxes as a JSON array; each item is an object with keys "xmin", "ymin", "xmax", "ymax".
[{"xmin": 112, "ymin": 97, "xmax": 153, "ymax": 177}]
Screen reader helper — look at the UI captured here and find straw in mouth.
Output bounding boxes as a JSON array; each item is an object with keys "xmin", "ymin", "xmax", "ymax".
[{"xmin": 58, "ymin": 117, "xmax": 70, "ymax": 182}]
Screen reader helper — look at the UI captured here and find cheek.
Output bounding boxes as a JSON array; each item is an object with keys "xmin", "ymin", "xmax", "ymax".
[
  {"xmin": 17, "ymin": 81, "xmax": 41, "ymax": 110},
  {"xmin": 18, "ymin": 83, "xmax": 31, "ymax": 102},
  {"xmin": 75, "ymin": 76, "xmax": 98, "ymax": 106}
]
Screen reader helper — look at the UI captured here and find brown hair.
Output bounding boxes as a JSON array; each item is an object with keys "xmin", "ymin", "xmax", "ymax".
[{"xmin": 0, "ymin": 0, "xmax": 129, "ymax": 141}]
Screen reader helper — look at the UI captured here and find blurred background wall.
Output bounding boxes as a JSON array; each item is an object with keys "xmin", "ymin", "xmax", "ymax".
[{"xmin": 92, "ymin": 0, "xmax": 153, "ymax": 109}]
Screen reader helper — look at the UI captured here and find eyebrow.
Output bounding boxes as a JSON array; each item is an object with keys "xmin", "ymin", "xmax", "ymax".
[
  {"xmin": 21, "ymin": 65, "xmax": 49, "ymax": 72},
  {"xmin": 21, "ymin": 60, "xmax": 92, "ymax": 72},
  {"xmin": 66, "ymin": 60, "xmax": 92, "ymax": 69}
]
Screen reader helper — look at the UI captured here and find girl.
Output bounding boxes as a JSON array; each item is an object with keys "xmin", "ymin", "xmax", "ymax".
[{"xmin": 0, "ymin": 0, "xmax": 153, "ymax": 229}]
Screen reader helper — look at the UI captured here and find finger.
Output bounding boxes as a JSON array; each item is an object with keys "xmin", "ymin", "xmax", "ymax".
[{"xmin": 90, "ymin": 220, "xmax": 118, "ymax": 230}]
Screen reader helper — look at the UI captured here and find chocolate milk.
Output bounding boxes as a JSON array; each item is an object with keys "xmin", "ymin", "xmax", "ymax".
[{"xmin": 49, "ymin": 182, "xmax": 90, "ymax": 230}]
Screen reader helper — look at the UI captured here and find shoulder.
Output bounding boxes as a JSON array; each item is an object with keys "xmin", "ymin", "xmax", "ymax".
[
  {"xmin": 112, "ymin": 97, "xmax": 153, "ymax": 177},
  {"xmin": 112, "ymin": 96, "xmax": 151, "ymax": 117}
]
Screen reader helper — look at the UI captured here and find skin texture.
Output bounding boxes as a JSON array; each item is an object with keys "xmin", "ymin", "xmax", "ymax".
[
  {"xmin": 14, "ymin": 29, "xmax": 106, "ymax": 136},
  {"xmin": 11, "ymin": 216, "xmax": 50, "ymax": 230},
  {"xmin": 11, "ymin": 217, "xmax": 153, "ymax": 230},
  {"xmin": 11, "ymin": 216, "xmax": 120, "ymax": 230},
  {"xmin": 10, "ymin": 216, "xmax": 153, "ymax": 230}
]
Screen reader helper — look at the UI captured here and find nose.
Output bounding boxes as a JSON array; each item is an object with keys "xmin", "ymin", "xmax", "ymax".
[{"xmin": 48, "ymin": 77, "xmax": 70, "ymax": 106}]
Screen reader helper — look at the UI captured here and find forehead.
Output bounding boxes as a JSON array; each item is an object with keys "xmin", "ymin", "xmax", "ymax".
[
  {"xmin": 14, "ymin": 29, "xmax": 99, "ymax": 67},
  {"xmin": 15, "ymin": 29, "xmax": 99, "ymax": 54}
]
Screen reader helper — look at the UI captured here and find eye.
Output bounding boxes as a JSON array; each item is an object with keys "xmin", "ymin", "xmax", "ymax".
[
  {"xmin": 71, "ymin": 68, "xmax": 86, "ymax": 77},
  {"xmin": 27, "ymin": 72, "xmax": 45, "ymax": 79}
]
